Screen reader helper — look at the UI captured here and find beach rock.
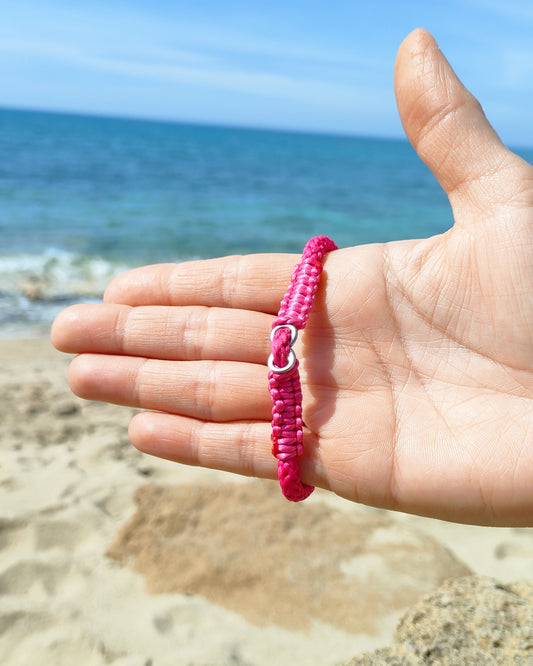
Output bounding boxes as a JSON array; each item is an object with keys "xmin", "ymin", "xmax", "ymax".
[
  {"xmin": 345, "ymin": 575, "xmax": 533, "ymax": 665},
  {"xmin": 107, "ymin": 481, "xmax": 470, "ymax": 634},
  {"xmin": 19, "ymin": 277, "xmax": 49, "ymax": 301},
  {"xmin": 54, "ymin": 400, "xmax": 81, "ymax": 417}
]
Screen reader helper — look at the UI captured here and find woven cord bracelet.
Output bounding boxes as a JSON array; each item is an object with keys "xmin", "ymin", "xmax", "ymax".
[{"xmin": 267, "ymin": 236, "xmax": 338, "ymax": 501}]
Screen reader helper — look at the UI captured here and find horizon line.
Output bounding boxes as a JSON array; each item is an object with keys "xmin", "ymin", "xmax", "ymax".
[
  {"xmin": 1, "ymin": 104, "xmax": 532, "ymax": 153},
  {"xmin": 0, "ymin": 103, "xmax": 409, "ymax": 145}
]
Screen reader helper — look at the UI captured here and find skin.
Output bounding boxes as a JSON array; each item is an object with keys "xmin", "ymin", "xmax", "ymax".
[{"xmin": 51, "ymin": 29, "xmax": 533, "ymax": 526}]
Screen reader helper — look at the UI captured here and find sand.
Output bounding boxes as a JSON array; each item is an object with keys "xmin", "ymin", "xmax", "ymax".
[{"xmin": 2, "ymin": 338, "xmax": 533, "ymax": 666}]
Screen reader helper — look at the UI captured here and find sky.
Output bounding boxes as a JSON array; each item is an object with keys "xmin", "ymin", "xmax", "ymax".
[{"xmin": 0, "ymin": 1, "xmax": 532, "ymax": 147}]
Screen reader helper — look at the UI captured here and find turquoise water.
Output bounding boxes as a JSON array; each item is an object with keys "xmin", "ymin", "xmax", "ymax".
[{"xmin": 3, "ymin": 107, "xmax": 525, "ymax": 335}]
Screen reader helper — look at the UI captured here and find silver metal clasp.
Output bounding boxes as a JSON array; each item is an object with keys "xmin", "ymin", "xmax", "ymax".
[{"xmin": 267, "ymin": 324, "xmax": 298, "ymax": 373}]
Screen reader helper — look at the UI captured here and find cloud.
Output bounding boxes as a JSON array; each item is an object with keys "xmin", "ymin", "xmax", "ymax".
[
  {"xmin": 502, "ymin": 48, "xmax": 533, "ymax": 86},
  {"xmin": 468, "ymin": 0, "xmax": 533, "ymax": 23},
  {"xmin": 0, "ymin": 3, "xmax": 377, "ymax": 73},
  {"xmin": 2, "ymin": 1, "xmax": 529, "ymax": 144},
  {"xmin": 0, "ymin": 4, "xmax": 388, "ymax": 112}
]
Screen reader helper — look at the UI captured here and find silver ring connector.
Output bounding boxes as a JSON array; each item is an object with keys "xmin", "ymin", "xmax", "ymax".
[{"xmin": 267, "ymin": 324, "xmax": 298, "ymax": 373}]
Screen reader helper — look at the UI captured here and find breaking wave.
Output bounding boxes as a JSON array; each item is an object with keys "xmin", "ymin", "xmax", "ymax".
[{"xmin": 0, "ymin": 249, "xmax": 135, "ymax": 337}]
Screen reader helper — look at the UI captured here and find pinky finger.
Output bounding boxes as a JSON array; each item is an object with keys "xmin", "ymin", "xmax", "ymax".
[{"xmin": 129, "ymin": 411, "xmax": 277, "ymax": 481}]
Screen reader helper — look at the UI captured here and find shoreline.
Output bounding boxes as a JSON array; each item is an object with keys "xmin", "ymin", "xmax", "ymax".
[{"xmin": 1, "ymin": 337, "xmax": 533, "ymax": 665}]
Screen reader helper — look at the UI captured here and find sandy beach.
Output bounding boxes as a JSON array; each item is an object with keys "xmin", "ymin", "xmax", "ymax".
[{"xmin": 2, "ymin": 338, "xmax": 533, "ymax": 665}]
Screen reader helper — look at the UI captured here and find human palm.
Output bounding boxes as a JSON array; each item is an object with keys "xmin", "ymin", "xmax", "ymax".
[{"xmin": 52, "ymin": 30, "xmax": 533, "ymax": 525}]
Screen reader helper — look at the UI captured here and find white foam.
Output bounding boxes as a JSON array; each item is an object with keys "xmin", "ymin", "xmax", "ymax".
[
  {"xmin": 0, "ymin": 249, "xmax": 135, "ymax": 335},
  {"xmin": 0, "ymin": 248, "xmax": 132, "ymax": 299}
]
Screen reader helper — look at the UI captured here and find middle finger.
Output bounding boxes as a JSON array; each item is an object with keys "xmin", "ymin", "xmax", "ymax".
[{"xmin": 53, "ymin": 303, "xmax": 272, "ymax": 364}]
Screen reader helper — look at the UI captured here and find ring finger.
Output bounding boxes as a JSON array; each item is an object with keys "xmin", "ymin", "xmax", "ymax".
[{"xmin": 68, "ymin": 354, "xmax": 271, "ymax": 422}]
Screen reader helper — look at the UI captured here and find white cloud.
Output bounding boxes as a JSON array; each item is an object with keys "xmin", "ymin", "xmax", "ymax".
[
  {"xmin": 0, "ymin": 3, "xmax": 387, "ymax": 112},
  {"xmin": 502, "ymin": 49, "xmax": 533, "ymax": 86},
  {"xmin": 0, "ymin": 2, "xmax": 377, "ymax": 72},
  {"xmin": 467, "ymin": 0, "xmax": 533, "ymax": 23}
]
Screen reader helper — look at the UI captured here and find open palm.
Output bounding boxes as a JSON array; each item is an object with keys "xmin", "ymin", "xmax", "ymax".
[{"xmin": 52, "ymin": 30, "xmax": 533, "ymax": 526}]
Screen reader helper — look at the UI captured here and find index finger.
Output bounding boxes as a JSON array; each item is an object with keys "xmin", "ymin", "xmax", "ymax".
[{"xmin": 104, "ymin": 253, "xmax": 299, "ymax": 312}]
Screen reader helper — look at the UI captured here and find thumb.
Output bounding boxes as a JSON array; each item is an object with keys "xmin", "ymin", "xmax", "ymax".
[{"xmin": 394, "ymin": 28, "xmax": 526, "ymax": 216}]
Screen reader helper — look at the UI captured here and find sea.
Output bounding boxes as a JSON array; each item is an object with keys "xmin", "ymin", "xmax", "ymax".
[{"xmin": 1, "ymin": 107, "xmax": 531, "ymax": 337}]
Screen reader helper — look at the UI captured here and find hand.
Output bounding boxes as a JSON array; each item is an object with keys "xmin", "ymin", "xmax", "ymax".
[{"xmin": 51, "ymin": 29, "xmax": 533, "ymax": 526}]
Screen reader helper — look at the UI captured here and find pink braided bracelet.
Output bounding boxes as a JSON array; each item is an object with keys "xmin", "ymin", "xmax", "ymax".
[{"xmin": 267, "ymin": 236, "xmax": 338, "ymax": 501}]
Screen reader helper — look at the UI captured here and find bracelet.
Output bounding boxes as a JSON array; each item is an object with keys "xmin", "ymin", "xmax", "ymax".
[{"xmin": 268, "ymin": 236, "xmax": 338, "ymax": 501}]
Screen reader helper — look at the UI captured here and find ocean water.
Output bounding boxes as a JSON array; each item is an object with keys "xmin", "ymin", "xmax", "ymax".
[{"xmin": 1, "ymin": 108, "xmax": 528, "ymax": 337}]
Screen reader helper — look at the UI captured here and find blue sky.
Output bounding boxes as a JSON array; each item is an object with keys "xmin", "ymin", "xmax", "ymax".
[{"xmin": 1, "ymin": 1, "xmax": 532, "ymax": 147}]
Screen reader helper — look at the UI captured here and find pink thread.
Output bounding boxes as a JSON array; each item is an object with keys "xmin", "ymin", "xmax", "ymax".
[{"xmin": 268, "ymin": 236, "xmax": 338, "ymax": 501}]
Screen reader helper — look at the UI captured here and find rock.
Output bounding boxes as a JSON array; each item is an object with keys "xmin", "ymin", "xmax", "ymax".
[
  {"xmin": 19, "ymin": 277, "xmax": 48, "ymax": 301},
  {"xmin": 345, "ymin": 575, "xmax": 533, "ymax": 665},
  {"xmin": 54, "ymin": 400, "xmax": 81, "ymax": 417}
]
